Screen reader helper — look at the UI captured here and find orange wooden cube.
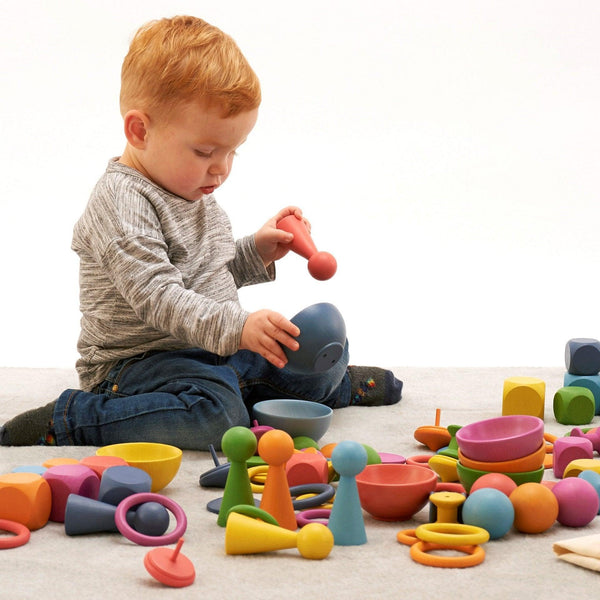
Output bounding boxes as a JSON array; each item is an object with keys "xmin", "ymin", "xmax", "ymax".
[{"xmin": 0, "ymin": 472, "xmax": 52, "ymax": 530}]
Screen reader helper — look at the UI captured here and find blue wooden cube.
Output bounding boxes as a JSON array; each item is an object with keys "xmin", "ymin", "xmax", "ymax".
[{"xmin": 565, "ymin": 338, "xmax": 600, "ymax": 376}]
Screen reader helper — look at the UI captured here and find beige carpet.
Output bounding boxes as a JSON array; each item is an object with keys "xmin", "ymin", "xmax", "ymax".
[{"xmin": 1, "ymin": 366, "xmax": 599, "ymax": 599}]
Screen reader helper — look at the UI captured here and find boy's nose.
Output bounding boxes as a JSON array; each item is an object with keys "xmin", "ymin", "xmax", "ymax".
[{"xmin": 208, "ymin": 158, "xmax": 229, "ymax": 178}]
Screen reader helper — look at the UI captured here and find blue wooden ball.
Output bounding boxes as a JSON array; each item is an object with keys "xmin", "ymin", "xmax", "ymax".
[{"xmin": 462, "ymin": 488, "xmax": 514, "ymax": 540}]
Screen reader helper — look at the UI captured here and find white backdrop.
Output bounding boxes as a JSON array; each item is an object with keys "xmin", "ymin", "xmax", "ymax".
[{"xmin": 1, "ymin": 0, "xmax": 599, "ymax": 369}]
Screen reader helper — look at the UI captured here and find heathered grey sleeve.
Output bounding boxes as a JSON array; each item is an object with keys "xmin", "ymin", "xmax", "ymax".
[
  {"xmin": 99, "ymin": 233, "xmax": 248, "ymax": 355},
  {"xmin": 229, "ymin": 235, "xmax": 276, "ymax": 287}
]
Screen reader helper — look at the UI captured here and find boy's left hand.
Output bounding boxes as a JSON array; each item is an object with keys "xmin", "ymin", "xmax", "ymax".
[{"xmin": 254, "ymin": 206, "xmax": 310, "ymax": 267}]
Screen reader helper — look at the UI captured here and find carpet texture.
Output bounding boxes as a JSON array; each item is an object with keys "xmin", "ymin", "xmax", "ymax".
[{"xmin": 1, "ymin": 366, "xmax": 599, "ymax": 599}]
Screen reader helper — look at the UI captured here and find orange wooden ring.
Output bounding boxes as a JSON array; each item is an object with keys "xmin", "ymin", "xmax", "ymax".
[
  {"xmin": 406, "ymin": 454, "xmax": 433, "ymax": 468},
  {"xmin": 0, "ymin": 519, "xmax": 30, "ymax": 549},
  {"xmin": 410, "ymin": 541, "xmax": 485, "ymax": 568},
  {"xmin": 396, "ymin": 528, "xmax": 419, "ymax": 546}
]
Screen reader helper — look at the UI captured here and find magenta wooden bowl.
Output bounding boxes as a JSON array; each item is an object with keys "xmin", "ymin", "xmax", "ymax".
[{"xmin": 455, "ymin": 415, "xmax": 544, "ymax": 462}]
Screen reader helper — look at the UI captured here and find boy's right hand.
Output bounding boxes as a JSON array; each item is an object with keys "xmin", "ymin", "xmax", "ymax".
[{"xmin": 240, "ymin": 310, "xmax": 300, "ymax": 369}]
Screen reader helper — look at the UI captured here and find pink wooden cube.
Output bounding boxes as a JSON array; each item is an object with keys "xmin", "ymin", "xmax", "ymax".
[
  {"xmin": 43, "ymin": 464, "xmax": 100, "ymax": 522},
  {"xmin": 553, "ymin": 436, "xmax": 594, "ymax": 479}
]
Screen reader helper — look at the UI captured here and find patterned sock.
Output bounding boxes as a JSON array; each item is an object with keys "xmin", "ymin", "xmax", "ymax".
[
  {"xmin": 0, "ymin": 400, "xmax": 57, "ymax": 446},
  {"xmin": 349, "ymin": 366, "xmax": 403, "ymax": 406}
]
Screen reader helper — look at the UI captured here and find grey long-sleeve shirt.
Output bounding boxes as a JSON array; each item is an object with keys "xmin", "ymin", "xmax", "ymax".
[{"xmin": 72, "ymin": 159, "xmax": 274, "ymax": 390}]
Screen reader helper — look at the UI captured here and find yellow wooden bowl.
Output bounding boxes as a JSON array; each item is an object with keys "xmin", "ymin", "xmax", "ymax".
[{"xmin": 96, "ymin": 442, "xmax": 182, "ymax": 492}]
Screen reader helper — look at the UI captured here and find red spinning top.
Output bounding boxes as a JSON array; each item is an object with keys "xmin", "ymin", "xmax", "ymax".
[{"xmin": 144, "ymin": 538, "xmax": 195, "ymax": 588}]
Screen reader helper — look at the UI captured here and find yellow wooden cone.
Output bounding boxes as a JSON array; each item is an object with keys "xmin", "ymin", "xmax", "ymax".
[{"xmin": 225, "ymin": 512, "xmax": 297, "ymax": 555}]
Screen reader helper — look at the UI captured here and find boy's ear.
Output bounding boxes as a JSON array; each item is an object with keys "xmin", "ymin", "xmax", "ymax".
[{"xmin": 123, "ymin": 110, "xmax": 150, "ymax": 148}]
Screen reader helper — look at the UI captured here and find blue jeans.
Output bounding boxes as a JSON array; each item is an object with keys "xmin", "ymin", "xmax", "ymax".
[{"xmin": 53, "ymin": 344, "xmax": 350, "ymax": 450}]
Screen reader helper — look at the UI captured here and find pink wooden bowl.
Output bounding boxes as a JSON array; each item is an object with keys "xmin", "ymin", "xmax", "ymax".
[{"xmin": 455, "ymin": 415, "xmax": 544, "ymax": 462}]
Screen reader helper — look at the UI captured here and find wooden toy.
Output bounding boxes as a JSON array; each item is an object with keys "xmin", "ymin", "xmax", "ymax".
[
  {"xmin": 428, "ymin": 454, "xmax": 458, "ymax": 482},
  {"xmin": 98, "ymin": 465, "xmax": 152, "ymax": 506},
  {"xmin": 290, "ymin": 483, "xmax": 335, "ymax": 510},
  {"xmin": 296, "ymin": 508, "xmax": 331, "ymax": 527},
  {"xmin": 65, "ymin": 495, "xmax": 121, "ymax": 535},
  {"xmin": 458, "ymin": 442, "xmax": 546, "ymax": 473},
  {"xmin": 552, "ymin": 477, "xmax": 599, "ymax": 527},
  {"xmin": 415, "ymin": 522, "xmax": 490, "ymax": 546},
  {"xmin": 65, "ymin": 495, "xmax": 169, "ymax": 536},
  {"xmin": 144, "ymin": 538, "xmax": 195, "ymax": 588},
  {"xmin": 509, "ymin": 482, "xmax": 558, "ymax": 533},
  {"xmin": 249, "ymin": 420, "xmax": 274, "ymax": 443},
  {"xmin": 570, "ymin": 427, "xmax": 600, "ymax": 453},
  {"xmin": 578, "ymin": 471, "xmax": 600, "ymax": 514},
  {"xmin": 80, "ymin": 455, "xmax": 128, "ymax": 478},
  {"xmin": 456, "ymin": 415, "xmax": 544, "ymax": 462},
  {"xmin": 286, "ymin": 451, "xmax": 329, "ymax": 487},
  {"xmin": 457, "ymin": 461, "xmax": 543, "ymax": 493},
  {"xmin": 564, "ymin": 373, "xmax": 600, "ymax": 414},
  {"xmin": 328, "ymin": 441, "xmax": 368, "ymax": 545},
  {"xmin": 0, "ymin": 473, "xmax": 51, "ymax": 531},
  {"xmin": 225, "ymin": 510, "xmax": 334, "ymax": 559},
  {"xmin": 356, "ymin": 463, "xmax": 438, "ymax": 521},
  {"xmin": 199, "ymin": 444, "xmax": 230, "ymax": 488},
  {"xmin": 217, "ymin": 426, "xmax": 257, "ymax": 527},
  {"xmin": 252, "ymin": 398, "xmax": 333, "ymax": 440},
  {"xmin": 461, "ymin": 488, "xmax": 514, "ymax": 539},
  {"xmin": 276, "ymin": 214, "xmax": 337, "ymax": 281},
  {"xmin": 565, "ymin": 338, "xmax": 600, "ymax": 375},
  {"xmin": 396, "ymin": 525, "xmax": 486, "ymax": 568},
  {"xmin": 552, "ymin": 436, "xmax": 593, "ymax": 478},
  {"xmin": 42, "ymin": 464, "xmax": 100, "ymax": 523},
  {"xmin": 96, "ymin": 442, "xmax": 182, "ymax": 492},
  {"xmin": 502, "ymin": 376, "xmax": 545, "ymax": 419},
  {"xmin": 378, "ymin": 452, "xmax": 406, "ymax": 464},
  {"xmin": 414, "ymin": 409, "xmax": 451, "ymax": 451},
  {"xmin": 469, "ymin": 472, "xmax": 517, "ymax": 497},
  {"xmin": 115, "ymin": 492, "xmax": 187, "ymax": 546},
  {"xmin": 293, "ymin": 436, "xmax": 320, "ymax": 451},
  {"xmin": 428, "ymin": 491, "xmax": 465, "ymax": 523},
  {"xmin": 282, "ymin": 303, "xmax": 346, "ymax": 374},
  {"xmin": 553, "ymin": 386, "xmax": 595, "ymax": 425},
  {"xmin": 410, "ymin": 540, "xmax": 486, "ymax": 568},
  {"xmin": 42, "ymin": 457, "xmax": 80, "ymax": 468},
  {"xmin": 258, "ymin": 429, "xmax": 298, "ymax": 531},
  {"xmin": 0, "ymin": 519, "xmax": 30, "ymax": 549},
  {"xmin": 562, "ymin": 458, "xmax": 600, "ymax": 478},
  {"xmin": 437, "ymin": 424, "xmax": 461, "ymax": 459},
  {"xmin": 11, "ymin": 465, "xmax": 46, "ymax": 475}
]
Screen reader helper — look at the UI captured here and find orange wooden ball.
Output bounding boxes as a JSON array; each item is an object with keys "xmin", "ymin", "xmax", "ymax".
[
  {"xmin": 509, "ymin": 482, "xmax": 558, "ymax": 533},
  {"xmin": 0, "ymin": 473, "xmax": 52, "ymax": 530}
]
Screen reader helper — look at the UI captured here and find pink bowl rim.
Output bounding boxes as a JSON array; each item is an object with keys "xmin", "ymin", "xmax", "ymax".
[{"xmin": 456, "ymin": 415, "xmax": 543, "ymax": 444}]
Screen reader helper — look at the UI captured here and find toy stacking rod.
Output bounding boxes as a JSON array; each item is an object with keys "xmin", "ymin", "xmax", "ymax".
[{"xmin": 276, "ymin": 215, "xmax": 337, "ymax": 280}]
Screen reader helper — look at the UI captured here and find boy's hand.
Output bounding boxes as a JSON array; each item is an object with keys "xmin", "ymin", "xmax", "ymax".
[
  {"xmin": 240, "ymin": 309, "xmax": 300, "ymax": 368},
  {"xmin": 254, "ymin": 206, "xmax": 311, "ymax": 267}
]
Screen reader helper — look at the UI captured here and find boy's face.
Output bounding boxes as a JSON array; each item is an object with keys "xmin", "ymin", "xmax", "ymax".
[{"xmin": 135, "ymin": 102, "xmax": 258, "ymax": 201}]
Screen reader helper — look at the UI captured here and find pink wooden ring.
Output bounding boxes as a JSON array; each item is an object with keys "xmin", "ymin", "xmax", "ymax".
[
  {"xmin": 296, "ymin": 508, "xmax": 331, "ymax": 527},
  {"xmin": 115, "ymin": 493, "xmax": 187, "ymax": 546}
]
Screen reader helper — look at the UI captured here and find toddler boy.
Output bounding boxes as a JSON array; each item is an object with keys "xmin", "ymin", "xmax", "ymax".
[{"xmin": 1, "ymin": 16, "xmax": 401, "ymax": 449}]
